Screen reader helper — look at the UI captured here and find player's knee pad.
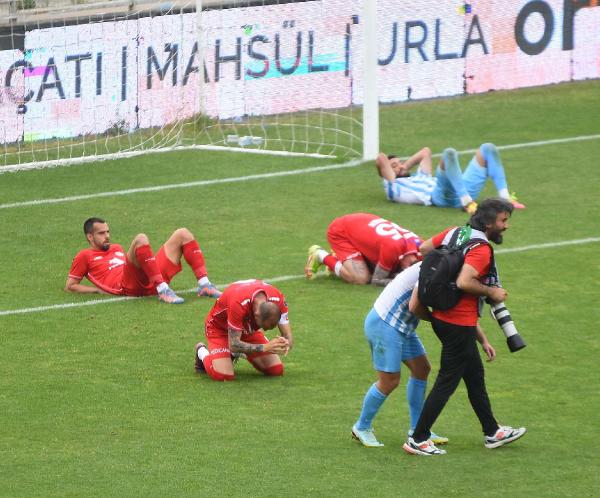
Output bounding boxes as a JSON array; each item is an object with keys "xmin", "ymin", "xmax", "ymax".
[{"xmin": 262, "ymin": 363, "xmax": 284, "ymax": 377}]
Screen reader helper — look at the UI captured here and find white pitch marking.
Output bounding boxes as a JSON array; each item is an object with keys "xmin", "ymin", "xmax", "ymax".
[
  {"xmin": 1, "ymin": 238, "xmax": 598, "ymax": 317},
  {"xmin": 2, "ymin": 133, "xmax": 600, "ymax": 210},
  {"xmin": 0, "ymin": 160, "xmax": 363, "ymax": 210},
  {"xmin": 495, "ymin": 237, "xmax": 600, "ymax": 254}
]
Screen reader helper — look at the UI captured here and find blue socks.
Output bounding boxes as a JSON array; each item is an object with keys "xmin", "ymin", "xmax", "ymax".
[
  {"xmin": 356, "ymin": 383, "xmax": 387, "ymax": 430},
  {"xmin": 407, "ymin": 377, "xmax": 427, "ymax": 431}
]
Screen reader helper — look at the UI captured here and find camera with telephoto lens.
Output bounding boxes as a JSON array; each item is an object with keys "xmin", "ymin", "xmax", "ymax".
[{"xmin": 488, "ymin": 301, "xmax": 526, "ymax": 352}]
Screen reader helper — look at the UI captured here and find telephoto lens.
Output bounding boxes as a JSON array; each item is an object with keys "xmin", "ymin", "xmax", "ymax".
[{"xmin": 489, "ymin": 302, "xmax": 526, "ymax": 352}]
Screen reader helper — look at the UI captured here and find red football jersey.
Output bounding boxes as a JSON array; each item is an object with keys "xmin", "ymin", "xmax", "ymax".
[
  {"xmin": 430, "ymin": 227, "xmax": 493, "ymax": 326},
  {"xmin": 338, "ymin": 213, "xmax": 422, "ymax": 271},
  {"xmin": 68, "ymin": 244, "xmax": 127, "ymax": 295},
  {"xmin": 205, "ymin": 279, "xmax": 289, "ymax": 337}
]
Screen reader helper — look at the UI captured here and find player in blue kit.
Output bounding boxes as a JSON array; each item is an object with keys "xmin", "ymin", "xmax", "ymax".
[
  {"xmin": 351, "ymin": 262, "xmax": 448, "ymax": 448},
  {"xmin": 375, "ymin": 143, "xmax": 526, "ymax": 214}
]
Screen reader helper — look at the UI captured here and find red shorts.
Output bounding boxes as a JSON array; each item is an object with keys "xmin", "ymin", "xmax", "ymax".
[
  {"xmin": 327, "ymin": 218, "xmax": 364, "ymax": 263},
  {"xmin": 121, "ymin": 246, "xmax": 182, "ymax": 296},
  {"xmin": 205, "ymin": 326, "xmax": 270, "ymax": 361}
]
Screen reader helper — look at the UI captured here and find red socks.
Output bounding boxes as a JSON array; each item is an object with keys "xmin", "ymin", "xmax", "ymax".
[
  {"xmin": 182, "ymin": 240, "xmax": 207, "ymax": 279},
  {"xmin": 262, "ymin": 363, "xmax": 284, "ymax": 377},
  {"xmin": 323, "ymin": 254, "xmax": 339, "ymax": 272},
  {"xmin": 134, "ymin": 244, "xmax": 164, "ymax": 285}
]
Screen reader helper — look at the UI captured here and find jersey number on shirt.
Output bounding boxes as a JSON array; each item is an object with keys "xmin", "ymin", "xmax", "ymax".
[{"xmin": 368, "ymin": 218, "xmax": 418, "ymax": 241}]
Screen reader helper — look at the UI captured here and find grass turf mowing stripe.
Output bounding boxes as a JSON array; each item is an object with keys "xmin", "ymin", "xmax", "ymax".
[
  {"xmin": 1, "ymin": 237, "xmax": 598, "ymax": 317},
  {"xmin": 1, "ymin": 133, "xmax": 599, "ymax": 210}
]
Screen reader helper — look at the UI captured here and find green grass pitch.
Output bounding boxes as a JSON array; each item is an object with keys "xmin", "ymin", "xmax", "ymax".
[{"xmin": 1, "ymin": 80, "xmax": 599, "ymax": 497}]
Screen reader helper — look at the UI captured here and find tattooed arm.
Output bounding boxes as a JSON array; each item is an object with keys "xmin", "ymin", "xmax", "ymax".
[
  {"xmin": 370, "ymin": 264, "xmax": 393, "ymax": 286},
  {"xmin": 228, "ymin": 328, "xmax": 289, "ymax": 355}
]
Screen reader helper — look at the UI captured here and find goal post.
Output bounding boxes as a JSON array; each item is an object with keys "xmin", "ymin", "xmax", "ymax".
[
  {"xmin": 361, "ymin": 0, "xmax": 379, "ymax": 162},
  {"xmin": 0, "ymin": 0, "xmax": 378, "ymax": 172}
]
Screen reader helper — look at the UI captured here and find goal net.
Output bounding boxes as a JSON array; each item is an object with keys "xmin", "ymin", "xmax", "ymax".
[{"xmin": 0, "ymin": 0, "xmax": 372, "ymax": 171}]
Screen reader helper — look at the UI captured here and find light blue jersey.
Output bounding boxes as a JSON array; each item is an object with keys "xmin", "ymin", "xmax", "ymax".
[
  {"xmin": 383, "ymin": 170, "xmax": 436, "ymax": 206},
  {"xmin": 366, "ymin": 262, "xmax": 426, "ymax": 373},
  {"xmin": 373, "ymin": 262, "xmax": 421, "ymax": 336},
  {"xmin": 384, "ymin": 144, "xmax": 511, "ymax": 209}
]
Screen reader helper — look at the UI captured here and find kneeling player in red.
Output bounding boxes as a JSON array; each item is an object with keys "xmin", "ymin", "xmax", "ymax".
[
  {"xmin": 195, "ymin": 279, "xmax": 293, "ymax": 381},
  {"xmin": 305, "ymin": 212, "xmax": 422, "ymax": 286}
]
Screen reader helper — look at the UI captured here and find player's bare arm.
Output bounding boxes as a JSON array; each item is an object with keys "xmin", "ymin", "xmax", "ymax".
[
  {"xmin": 227, "ymin": 328, "xmax": 289, "ymax": 355},
  {"xmin": 228, "ymin": 328, "xmax": 265, "ymax": 353},
  {"xmin": 64, "ymin": 276, "xmax": 104, "ymax": 294},
  {"xmin": 370, "ymin": 265, "xmax": 393, "ymax": 286},
  {"xmin": 409, "ymin": 285, "xmax": 432, "ymax": 321},
  {"xmin": 418, "ymin": 238, "xmax": 435, "ymax": 256},
  {"xmin": 456, "ymin": 264, "xmax": 508, "ymax": 303},
  {"xmin": 278, "ymin": 322, "xmax": 294, "ymax": 351}
]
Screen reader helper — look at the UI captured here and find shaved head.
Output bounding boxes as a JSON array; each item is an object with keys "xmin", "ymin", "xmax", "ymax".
[{"xmin": 258, "ymin": 301, "xmax": 281, "ymax": 330}]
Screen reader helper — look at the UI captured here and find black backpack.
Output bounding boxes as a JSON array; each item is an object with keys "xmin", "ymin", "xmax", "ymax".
[{"xmin": 418, "ymin": 228, "xmax": 490, "ymax": 310}]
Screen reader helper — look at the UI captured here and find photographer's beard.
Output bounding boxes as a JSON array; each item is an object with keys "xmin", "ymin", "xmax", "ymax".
[{"xmin": 488, "ymin": 228, "xmax": 504, "ymax": 245}]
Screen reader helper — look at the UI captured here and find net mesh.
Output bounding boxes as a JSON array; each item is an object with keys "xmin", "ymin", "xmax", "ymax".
[{"xmin": 0, "ymin": 0, "xmax": 363, "ymax": 169}]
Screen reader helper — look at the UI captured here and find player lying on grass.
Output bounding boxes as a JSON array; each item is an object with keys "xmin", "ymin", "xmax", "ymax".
[
  {"xmin": 194, "ymin": 279, "xmax": 293, "ymax": 381},
  {"xmin": 351, "ymin": 261, "xmax": 448, "ymax": 448},
  {"xmin": 375, "ymin": 143, "xmax": 525, "ymax": 214},
  {"xmin": 305, "ymin": 212, "xmax": 422, "ymax": 286},
  {"xmin": 65, "ymin": 217, "xmax": 221, "ymax": 304}
]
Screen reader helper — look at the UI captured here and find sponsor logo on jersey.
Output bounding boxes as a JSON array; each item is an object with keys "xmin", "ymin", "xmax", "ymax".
[
  {"xmin": 108, "ymin": 257, "xmax": 125, "ymax": 270},
  {"xmin": 211, "ymin": 348, "xmax": 231, "ymax": 354},
  {"xmin": 93, "ymin": 256, "xmax": 103, "ymax": 261}
]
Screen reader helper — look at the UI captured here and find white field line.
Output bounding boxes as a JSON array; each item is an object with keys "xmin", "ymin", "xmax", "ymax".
[
  {"xmin": 0, "ymin": 160, "xmax": 363, "ymax": 210},
  {"xmin": 1, "ymin": 133, "xmax": 599, "ymax": 210},
  {"xmin": 0, "ymin": 144, "xmax": 335, "ymax": 175},
  {"xmin": 1, "ymin": 237, "xmax": 598, "ymax": 317}
]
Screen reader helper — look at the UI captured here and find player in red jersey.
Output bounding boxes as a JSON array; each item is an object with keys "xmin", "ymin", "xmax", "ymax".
[
  {"xmin": 65, "ymin": 217, "xmax": 221, "ymax": 304},
  {"xmin": 194, "ymin": 279, "xmax": 293, "ymax": 381},
  {"xmin": 305, "ymin": 212, "xmax": 422, "ymax": 286}
]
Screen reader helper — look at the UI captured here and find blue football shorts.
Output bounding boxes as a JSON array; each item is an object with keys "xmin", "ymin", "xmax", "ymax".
[{"xmin": 363, "ymin": 308, "xmax": 426, "ymax": 373}]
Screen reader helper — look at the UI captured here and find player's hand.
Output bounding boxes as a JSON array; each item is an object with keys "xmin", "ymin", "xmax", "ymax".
[
  {"xmin": 487, "ymin": 286, "xmax": 508, "ymax": 303},
  {"xmin": 266, "ymin": 336, "xmax": 290, "ymax": 355}
]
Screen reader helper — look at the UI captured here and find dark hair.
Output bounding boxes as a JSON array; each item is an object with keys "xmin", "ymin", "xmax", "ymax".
[
  {"xmin": 83, "ymin": 217, "xmax": 106, "ymax": 235},
  {"xmin": 468, "ymin": 198, "xmax": 513, "ymax": 231},
  {"xmin": 387, "ymin": 154, "xmax": 397, "ymax": 160}
]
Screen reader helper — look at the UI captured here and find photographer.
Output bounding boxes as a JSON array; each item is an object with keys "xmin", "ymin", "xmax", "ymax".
[{"xmin": 403, "ymin": 198, "xmax": 527, "ymax": 456}]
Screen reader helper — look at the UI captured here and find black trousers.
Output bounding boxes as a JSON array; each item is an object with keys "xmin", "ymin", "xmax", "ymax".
[{"xmin": 413, "ymin": 317, "xmax": 499, "ymax": 442}]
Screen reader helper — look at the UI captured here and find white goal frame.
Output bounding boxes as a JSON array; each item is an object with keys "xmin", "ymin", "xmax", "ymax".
[{"xmin": 0, "ymin": 0, "xmax": 379, "ymax": 173}]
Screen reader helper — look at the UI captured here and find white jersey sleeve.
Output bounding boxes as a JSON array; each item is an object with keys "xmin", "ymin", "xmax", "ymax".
[
  {"xmin": 373, "ymin": 262, "xmax": 421, "ymax": 336},
  {"xmin": 383, "ymin": 170, "xmax": 436, "ymax": 206}
]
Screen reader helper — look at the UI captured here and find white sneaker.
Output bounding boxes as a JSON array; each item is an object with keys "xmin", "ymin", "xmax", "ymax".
[
  {"xmin": 484, "ymin": 426, "xmax": 527, "ymax": 449},
  {"xmin": 403, "ymin": 437, "xmax": 446, "ymax": 456},
  {"xmin": 352, "ymin": 424, "xmax": 384, "ymax": 447},
  {"xmin": 408, "ymin": 429, "xmax": 449, "ymax": 445}
]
